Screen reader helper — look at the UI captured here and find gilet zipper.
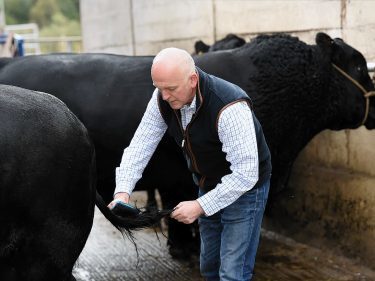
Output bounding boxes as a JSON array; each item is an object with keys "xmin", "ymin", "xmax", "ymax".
[{"xmin": 173, "ymin": 110, "xmax": 201, "ymax": 175}]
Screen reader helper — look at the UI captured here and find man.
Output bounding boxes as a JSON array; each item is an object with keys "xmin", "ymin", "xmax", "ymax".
[{"xmin": 108, "ymin": 47, "xmax": 271, "ymax": 280}]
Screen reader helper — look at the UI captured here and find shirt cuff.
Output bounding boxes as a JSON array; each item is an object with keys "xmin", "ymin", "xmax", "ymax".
[
  {"xmin": 114, "ymin": 185, "xmax": 132, "ymax": 197},
  {"xmin": 114, "ymin": 168, "xmax": 133, "ymax": 197},
  {"xmin": 197, "ymin": 192, "xmax": 221, "ymax": 216}
]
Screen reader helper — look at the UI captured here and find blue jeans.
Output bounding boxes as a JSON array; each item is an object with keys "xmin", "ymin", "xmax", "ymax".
[{"xmin": 198, "ymin": 179, "xmax": 270, "ymax": 281}]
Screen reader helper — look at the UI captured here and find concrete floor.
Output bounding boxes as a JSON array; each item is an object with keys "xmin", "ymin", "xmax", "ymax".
[{"xmin": 73, "ymin": 192, "xmax": 375, "ymax": 281}]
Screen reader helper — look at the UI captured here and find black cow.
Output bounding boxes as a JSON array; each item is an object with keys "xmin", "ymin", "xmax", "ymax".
[
  {"xmin": 194, "ymin": 33, "xmax": 246, "ymax": 54},
  {"xmin": 0, "ymin": 32, "xmax": 373, "ymax": 260},
  {"xmin": 0, "ymin": 85, "xmax": 95, "ymax": 281},
  {"xmin": 0, "ymin": 85, "xmax": 168, "ymax": 280}
]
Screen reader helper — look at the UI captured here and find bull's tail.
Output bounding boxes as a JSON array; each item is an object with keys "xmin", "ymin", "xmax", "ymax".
[{"xmin": 95, "ymin": 191, "xmax": 172, "ymax": 236}]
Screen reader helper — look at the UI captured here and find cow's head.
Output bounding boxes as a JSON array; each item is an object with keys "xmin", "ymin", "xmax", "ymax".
[
  {"xmin": 208, "ymin": 34, "xmax": 246, "ymax": 52},
  {"xmin": 316, "ymin": 32, "xmax": 375, "ymax": 130},
  {"xmin": 194, "ymin": 40, "xmax": 210, "ymax": 55}
]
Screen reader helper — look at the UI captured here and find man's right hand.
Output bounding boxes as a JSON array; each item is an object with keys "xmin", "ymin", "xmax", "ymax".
[{"xmin": 107, "ymin": 192, "xmax": 130, "ymax": 209}]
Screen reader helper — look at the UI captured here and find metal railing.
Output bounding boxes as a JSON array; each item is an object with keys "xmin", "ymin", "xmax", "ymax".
[
  {"xmin": 27, "ymin": 36, "xmax": 82, "ymax": 54},
  {"xmin": 5, "ymin": 23, "xmax": 82, "ymax": 55},
  {"xmin": 368, "ymin": 62, "xmax": 375, "ymax": 73},
  {"xmin": 368, "ymin": 63, "xmax": 375, "ymax": 85}
]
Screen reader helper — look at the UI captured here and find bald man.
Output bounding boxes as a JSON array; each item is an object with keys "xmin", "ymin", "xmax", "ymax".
[{"xmin": 108, "ymin": 48, "xmax": 272, "ymax": 281}]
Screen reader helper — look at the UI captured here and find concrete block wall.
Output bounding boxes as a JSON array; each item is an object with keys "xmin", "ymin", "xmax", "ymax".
[
  {"xmin": 344, "ymin": 0, "xmax": 375, "ymax": 61},
  {"xmin": 132, "ymin": 0, "xmax": 214, "ymax": 55},
  {"xmin": 80, "ymin": 0, "xmax": 375, "ymax": 268},
  {"xmin": 80, "ymin": 0, "xmax": 135, "ymax": 54}
]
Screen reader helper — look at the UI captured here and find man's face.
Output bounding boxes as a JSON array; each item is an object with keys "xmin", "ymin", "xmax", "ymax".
[{"xmin": 152, "ymin": 65, "xmax": 197, "ymax": 110}]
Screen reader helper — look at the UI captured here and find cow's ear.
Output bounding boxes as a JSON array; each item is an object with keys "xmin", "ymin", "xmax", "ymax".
[
  {"xmin": 316, "ymin": 32, "xmax": 334, "ymax": 56},
  {"xmin": 316, "ymin": 32, "xmax": 334, "ymax": 48}
]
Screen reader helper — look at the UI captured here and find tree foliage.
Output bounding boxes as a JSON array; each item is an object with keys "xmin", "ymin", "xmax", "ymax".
[
  {"xmin": 41, "ymin": 12, "xmax": 81, "ymax": 36},
  {"xmin": 30, "ymin": 0, "xmax": 59, "ymax": 28},
  {"xmin": 4, "ymin": 0, "xmax": 35, "ymax": 24},
  {"xmin": 58, "ymin": 0, "xmax": 79, "ymax": 21},
  {"xmin": 4, "ymin": 0, "xmax": 80, "ymax": 35}
]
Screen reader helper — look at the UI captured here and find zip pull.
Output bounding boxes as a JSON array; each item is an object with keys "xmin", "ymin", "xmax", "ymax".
[{"xmin": 181, "ymin": 139, "xmax": 185, "ymax": 148}]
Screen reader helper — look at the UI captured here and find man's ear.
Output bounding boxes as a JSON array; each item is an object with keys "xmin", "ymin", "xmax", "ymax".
[{"xmin": 190, "ymin": 72, "xmax": 198, "ymax": 87}]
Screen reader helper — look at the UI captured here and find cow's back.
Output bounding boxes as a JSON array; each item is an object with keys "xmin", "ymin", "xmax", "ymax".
[{"xmin": 0, "ymin": 54, "xmax": 155, "ymax": 148}]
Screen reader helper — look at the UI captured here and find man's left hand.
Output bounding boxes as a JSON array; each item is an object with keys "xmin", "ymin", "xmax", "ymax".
[{"xmin": 171, "ymin": 200, "xmax": 205, "ymax": 224}]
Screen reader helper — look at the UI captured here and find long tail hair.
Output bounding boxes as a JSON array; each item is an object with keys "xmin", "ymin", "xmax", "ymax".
[{"xmin": 95, "ymin": 192, "xmax": 172, "ymax": 237}]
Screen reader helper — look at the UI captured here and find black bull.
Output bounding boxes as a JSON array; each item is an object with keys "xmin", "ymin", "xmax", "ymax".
[{"xmin": 0, "ymin": 32, "xmax": 374, "ymax": 258}]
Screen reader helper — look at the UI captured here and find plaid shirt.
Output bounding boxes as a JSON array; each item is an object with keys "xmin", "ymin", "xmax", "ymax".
[{"xmin": 115, "ymin": 89, "xmax": 259, "ymax": 216}]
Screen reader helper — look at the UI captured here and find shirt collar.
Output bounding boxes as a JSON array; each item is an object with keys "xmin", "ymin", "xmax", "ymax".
[{"xmin": 182, "ymin": 95, "xmax": 196, "ymax": 111}]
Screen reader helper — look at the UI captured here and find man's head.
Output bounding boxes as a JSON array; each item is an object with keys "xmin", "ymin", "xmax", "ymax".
[{"xmin": 151, "ymin": 47, "xmax": 198, "ymax": 109}]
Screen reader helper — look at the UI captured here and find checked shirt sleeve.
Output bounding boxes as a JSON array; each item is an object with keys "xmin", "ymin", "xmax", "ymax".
[
  {"xmin": 114, "ymin": 89, "xmax": 167, "ymax": 196},
  {"xmin": 197, "ymin": 101, "xmax": 259, "ymax": 216}
]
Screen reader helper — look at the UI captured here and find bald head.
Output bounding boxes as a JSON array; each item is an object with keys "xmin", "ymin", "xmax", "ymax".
[
  {"xmin": 151, "ymin": 48, "xmax": 198, "ymax": 110},
  {"xmin": 152, "ymin": 47, "xmax": 195, "ymax": 78}
]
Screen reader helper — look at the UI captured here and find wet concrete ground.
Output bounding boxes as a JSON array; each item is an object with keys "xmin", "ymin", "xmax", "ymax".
[{"xmin": 74, "ymin": 192, "xmax": 375, "ymax": 281}]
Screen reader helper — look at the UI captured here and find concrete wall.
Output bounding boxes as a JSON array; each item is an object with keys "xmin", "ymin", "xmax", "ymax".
[
  {"xmin": 80, "ymin": 0, "xmax": 135, "ymax": 54},
  {"xmin": 80, "ymin": 0, "xmax": 375, "ymax": 268}
]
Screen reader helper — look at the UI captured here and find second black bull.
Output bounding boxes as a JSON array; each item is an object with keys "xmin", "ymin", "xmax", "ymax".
[{"xmin": 0, "ymin": 32, "xmax": 374, "ymax": 258}]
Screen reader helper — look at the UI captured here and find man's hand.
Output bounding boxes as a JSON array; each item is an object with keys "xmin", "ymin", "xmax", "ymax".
[
  {"xmin": 107, "ymin": 192, "xmax": 130, "ymax": 209},
  {"xmin": 171, "ymin": 200, "xmax": 205, "ymax": 224}
]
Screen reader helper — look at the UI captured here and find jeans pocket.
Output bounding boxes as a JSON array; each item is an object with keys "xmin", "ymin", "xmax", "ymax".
[{"xmin": 221, "ymin": 188, "xmax": 260, "ymax": 224}]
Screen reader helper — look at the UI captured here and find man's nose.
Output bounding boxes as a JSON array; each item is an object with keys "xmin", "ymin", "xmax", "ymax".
[{"xmin": 161, "ymin": 91, "xmax": 170, "ymax": 100}]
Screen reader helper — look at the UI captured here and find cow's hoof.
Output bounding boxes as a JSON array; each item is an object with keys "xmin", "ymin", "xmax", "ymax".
[{"xmin": 169, "ymin": 245, "xmax": 191, "ymax": 260}]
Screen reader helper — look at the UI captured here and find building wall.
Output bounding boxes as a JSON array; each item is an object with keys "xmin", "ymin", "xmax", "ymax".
[{"xmin": 80, "ymin": 0, "xmax": 375, "ymax": 268}]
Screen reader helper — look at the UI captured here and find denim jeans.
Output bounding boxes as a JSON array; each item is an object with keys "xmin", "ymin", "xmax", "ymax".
[{"xmin": 198, "ymin": 179, "xmax": 270, "ymax": 281}]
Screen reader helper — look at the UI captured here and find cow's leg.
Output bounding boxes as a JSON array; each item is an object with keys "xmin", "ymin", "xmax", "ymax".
[
  {"xmin": 145, "ymin": 188, "xmax": 162, "ymax": 229},
  {"xmin": 67, "ymin": 274, "xmax": 77, "ymax": 281},
  {"xmin": 97, "ymin": 176, "xmax": 115, "ymax": 204},
  {"xmin": 0, "ymin": 226, "xmax": 25, "ymax": 281},
  {"xmin": 266, "ymin": 160, "xmax": 293, "ymax": 214},
  {"xmin": 22, "ymin": 208, "xmax": 93, "ymax": 281},
  {"xmin": 158, "ymin": 186, "xmax": 199, "ymax": 260},
  {"xmin": 0, "ymin": 220, "xmax": 84, "ymax": 281},
  {"xmin": 25, "ymin": 264, "xmax": 75, "ymax": 281},
  {"xmin": 0, "ymin": 262, "xmax": 17, "ymax": 281},
  {"xmin": 15, "ymin": 256, "xmax": 61, "ymax": 281},
  {"xmin": 22, "ymin": 230, "xmax": 89, "ymax": 281},
  {"xmin": 95, "ymin": 150, "xmax": 118, "ymax": 204},
  {"xmin": 146, "ymin": 188, "xmax": 157, "ymax": 208},
  {"xmin": 270, "ymin": 161, "xmax": 293, "ymax": 196}
]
